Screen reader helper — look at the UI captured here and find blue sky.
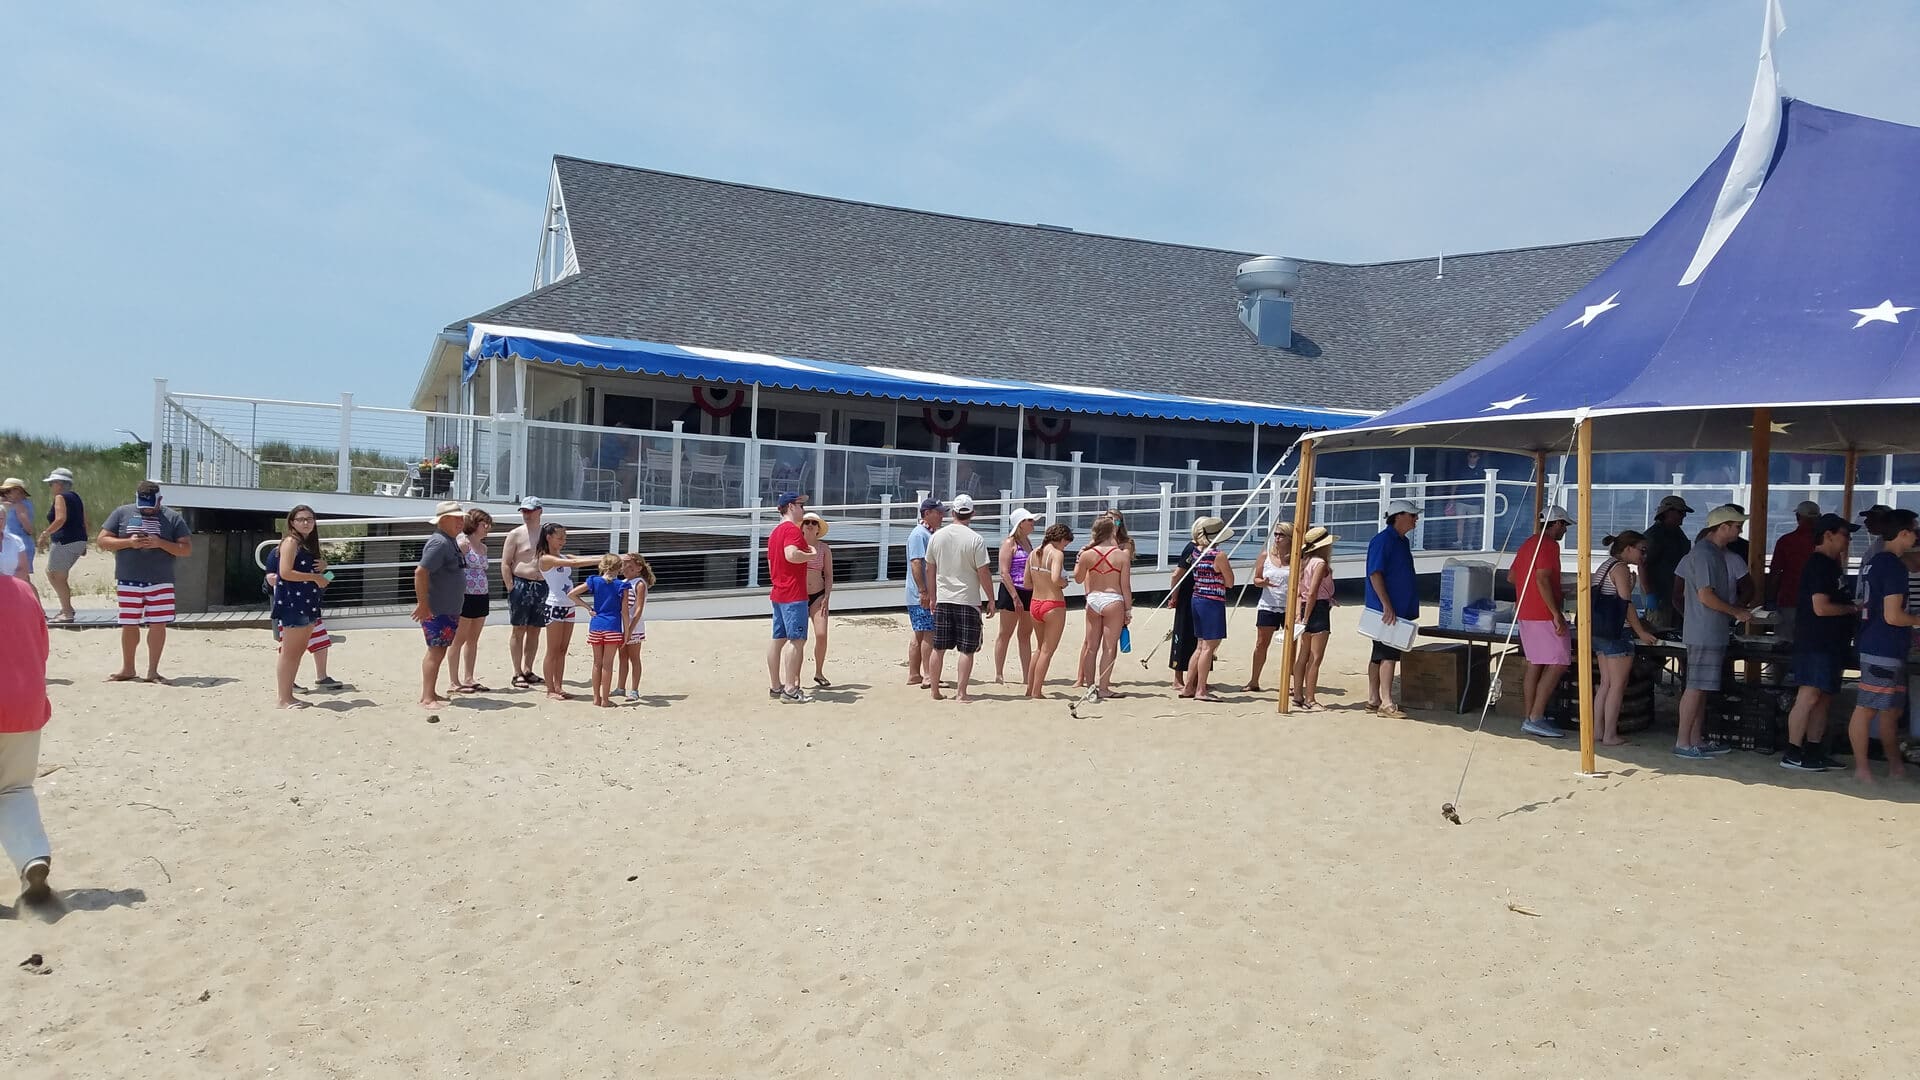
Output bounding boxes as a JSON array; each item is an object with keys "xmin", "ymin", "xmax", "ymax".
[{"xmin": 7, "ymin": 0, "xmax": 1918, "ymax": 442}]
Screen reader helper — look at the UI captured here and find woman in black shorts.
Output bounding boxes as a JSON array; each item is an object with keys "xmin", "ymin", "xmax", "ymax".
[
  {"xmin": 1290, "ymin": 526, "xmax": 1337, "ymax": 710},
  {"xmin": 993, "ymin": 508, "xmax": 1040, "ymax": 685},
  {"xmin": 451, "ymin": 509, "xmax": 494, "ymax": 693}
]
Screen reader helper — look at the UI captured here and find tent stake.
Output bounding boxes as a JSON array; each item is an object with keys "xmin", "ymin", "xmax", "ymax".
[{"xmin": 1576, "ymin": 418, "xmax": 1596, "ymax": 776}]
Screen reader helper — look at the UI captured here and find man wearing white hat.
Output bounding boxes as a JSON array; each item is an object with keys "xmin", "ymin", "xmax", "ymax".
[
  {"xmin": 413, "ymin": 501, "xmax": 468, "ymax": 709},
  {"xmin": 1510, "ymin": 505, "xmax": 1575, "ymax": 739},
  {"xmin": 1671, "ymin": 504, "xmax": 1754, "ymax": 760},
  {"xmin": 1363, "ymin": 500, "xmax": 1420, "ymax": 719}
]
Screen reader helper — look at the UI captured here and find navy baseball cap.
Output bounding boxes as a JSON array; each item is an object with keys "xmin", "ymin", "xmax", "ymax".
[
  {"xmin": 1813, "ymin": 513, "xmax": 1860, "ymax": 536},
  {"xmin": 776, "ymin": 491, "xmax": 805, "ymax": 510},
  {"xmin": 136, "ymin": 489, "xmax": 160, "ymax": 509},
  {"xmin": 918, "ymin": 497, "xmax": 947, "ymax": 513}
]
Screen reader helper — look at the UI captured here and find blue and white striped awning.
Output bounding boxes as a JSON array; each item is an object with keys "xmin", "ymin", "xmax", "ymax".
[{"xmin": 464, "ymin": 322, "xmax": 1369, "ymax": 429}]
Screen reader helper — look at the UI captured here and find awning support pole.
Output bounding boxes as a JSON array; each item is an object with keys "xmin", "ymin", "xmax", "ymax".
[
  {"xmin": 1748, "ymin": 408, "xmax": 1770, "ymax": 689},
  {"xmin": 1015, "ymin": 406, "xmax": 1026, "ymax": 508},
  {"xmin": 1533, "ymin": 450, "xmax": 1547, "ymax": 528},
  {"xmin": 1251, "ymin": 424, "xmax": 1261, "ymax": 489},
  {"xmin": 1279, "ymin": 440, "xmax": 1316, "ymax": 714},
  {"xmin": 1842, "ymin": 448, "xmax": 1859, "ymax": 520},
  {"xmin": 746, "ymin": 382, "xmax": 761, "ymax": 508},
  {"xmin": 1575, "ymin": 418, "xmax": 1596, "ymax": 776}
]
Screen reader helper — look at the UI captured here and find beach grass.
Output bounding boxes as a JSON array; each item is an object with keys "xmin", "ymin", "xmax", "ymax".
[{"xmin": 0, "ymin": 430, "xmax": 148, "ymax": 512}]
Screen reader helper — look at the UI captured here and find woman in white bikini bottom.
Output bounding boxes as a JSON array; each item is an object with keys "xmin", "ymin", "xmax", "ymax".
[{"xmin": 1085, "ymin": 591, "xmax": 1123, "ymax": 614}]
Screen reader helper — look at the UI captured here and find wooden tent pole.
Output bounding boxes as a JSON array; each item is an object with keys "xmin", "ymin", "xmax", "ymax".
[
  {"xmin": 1842, "ymin": 447, "xmax": 1859, "ymax": 520},
  {"xmin": 1533, "ymin": 451, "xmax": 1547, "ymax": 531},
  {"xmin": 1750, "ymin": 407, "xmax": 1772, "ymax": 600},
  {"xmin": 1278, "ymin": 440, "xmax": 1315, "ymax": 713},
  {"xmin": 1576, "ymin": 418, "xmax": 1596, "ymax": 776}
]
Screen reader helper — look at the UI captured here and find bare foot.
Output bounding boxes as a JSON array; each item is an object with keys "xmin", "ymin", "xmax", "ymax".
[
  {"xmin": 546, "ymin": 691, "xmax": 570, "ymax": 701},
  {"xmin": 107, "ymin": 671, "xmax": 138, "ymax": 682},
  {"xmin": 421, "ymin": 697, "xmax": 450, "ymax": 709},
  {"xmin": 277, "ymin": 700, "xmax": 311, "ymax": 711},
  {"xmin": 930, "ymin": 690, "xmax": 946, "ymax": 701},
  {"xmin": 144, "ymin": 674, "xmax": 171, "ymax": 686},
  {"xmin": 1853, "ymin": 769, "xmax": 1875, "ymax": 784},
  {"xmin": 1601, "ymin": 737, "xmax": 1630, "ymax": 747},
  {"xmin": 1245, "ymin": 683, "xmax": 1262, "ymax": 693},
  {"xmin": 956, "ymin": 695, "xmax": 974, "ymax": 703}
]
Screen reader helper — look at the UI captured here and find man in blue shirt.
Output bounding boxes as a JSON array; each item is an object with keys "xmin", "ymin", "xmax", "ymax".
[
  {"xmin": 904, "ymin": 497, "xmax": 945, "ymax": 688},
  {"xmin": 1847, "ymin": 508, "xmax": 1920, "ymax": 783},
  {"xmin": 1364, "ymin": 499, "xmax": 1419, "ymax": 718}
]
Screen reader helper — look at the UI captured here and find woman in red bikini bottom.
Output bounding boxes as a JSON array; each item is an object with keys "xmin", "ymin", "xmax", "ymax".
[{"xmin": 1025, "ymin": 523, "xmax": 1074, "ymax": 699}]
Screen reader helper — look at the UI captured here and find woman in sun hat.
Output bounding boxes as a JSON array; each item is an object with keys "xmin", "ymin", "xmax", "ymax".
[
  {"xmin": 37, "ymin": 467, "xmax": 87, "ymax": 622},
  {"xmin": 1, "ymin": 479, "xmax": 34, "ymax": 584},
  {"xmin": 1290, "ymin": 526, "xmax": 1338, "ymax": 710},
  {"xmin": 1179, "ymin": 517, "xmax": 1235, "ymax": 702},
  {"xmin": 803, "ymin": 511, "xmax": 835, "ymax": 688},
  {"xmin": 993, "ymin": 507, "xmax": 1040, "ymax": 686}
]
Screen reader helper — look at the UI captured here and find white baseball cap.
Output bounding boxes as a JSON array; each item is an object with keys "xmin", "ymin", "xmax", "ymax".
[
  {"xmin": 1542, "ymin": 504, "xmax": 1575, "ymax": 525},
  {"xmin": 950, "ymin": 494, "xmax": 976, "ymax": 516},
  {"xmin": 1009, "ymin": 507, "xmax": 1042, "ymax": 528},
  {"xmin": 1386, "ymin": 499, "xmax": 1420, "ymax": 518},
  {"xmin": 518, "ymin": 496, "xmax": 543, "ymax": 511}
]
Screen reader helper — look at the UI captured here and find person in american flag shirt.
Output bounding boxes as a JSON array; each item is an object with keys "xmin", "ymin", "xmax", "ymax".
[{"xmin": 98, "ymin": 481, "xmax": 192, "ymax": 684}]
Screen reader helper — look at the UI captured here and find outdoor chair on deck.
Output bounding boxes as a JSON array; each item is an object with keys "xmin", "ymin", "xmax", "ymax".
[
  {"xmin": 639, "ymin": 449, "xmax": 674, "ymax": 504},
  {"xmin": 866, "ymin": 464, "xmax": 902, "ymax": 503},
  {"xmin": 687, "ymin": 452, "xmax": 738, "ymax": 506},
  {"xmin": 577, "ymin": 455, "xmax": 619, "ymax": 503}
]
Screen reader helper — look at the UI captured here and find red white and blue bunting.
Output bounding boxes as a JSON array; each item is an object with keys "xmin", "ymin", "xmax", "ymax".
[
  {"xmin": 1025, "ymin": 411, "xmax": 1071, "ymax": 445},
  {"xmin": 922, "ymin": 406, "xmax": 969, "ymax": 438},
  {"xmin": 693, "ymin": 383, "xmax": 745, "ymax": 418}
]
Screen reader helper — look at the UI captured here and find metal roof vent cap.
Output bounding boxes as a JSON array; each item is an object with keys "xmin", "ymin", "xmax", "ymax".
[{"xmin": 1235, "ymin": 256, "xmax": 1300, "ymax": 349}]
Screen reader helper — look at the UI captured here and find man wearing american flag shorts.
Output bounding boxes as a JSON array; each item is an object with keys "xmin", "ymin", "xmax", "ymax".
[{"xmin": 98, "ymin": 481, "xmax": 193, "ymax": 684}]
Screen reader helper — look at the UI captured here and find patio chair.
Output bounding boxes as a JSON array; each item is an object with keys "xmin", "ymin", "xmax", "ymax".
[
  {"xmin": 639, "ymin": 448, "xmax": 675, "ymax": 503},
  {"xmin": 866, "ymin": 464, "xmax": 902, "ymax": 503},
  {"xmin": 687, "ymin": 451, "xmax": 737, "ymax": 505},
  {"xmin": 578, "ymin": 455, "xmax": 619, "ymax": 503}
]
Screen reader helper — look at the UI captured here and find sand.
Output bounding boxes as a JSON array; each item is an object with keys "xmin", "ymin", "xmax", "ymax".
[{"xmin": 7, "ymin": 601, "xmax": 1919, "ymax": 1078}]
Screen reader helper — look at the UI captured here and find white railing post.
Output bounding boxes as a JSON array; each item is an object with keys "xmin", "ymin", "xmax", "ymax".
[
  {"xmin": 1482, "ymin": 468, "xmax": 1500, "ymax": 552},
  {"xmin": 748, "ymin": 507, "xmax": 762, "ymax": 589},
  {"xmin": 812, "ymin": 432, "xmax": 828, "ymax": 507},
  {"xmin": 1069, "ymin": 451, "xmax": 1084, "ymax": 525},
  {"xmin": 947, "ymin": 441, "xmax": 960, "ymax": 497},
  {"xmin": 628, "ymin": 499, "xmax": 643, "ymax": 558},
  {"xmin": 149, "ymin": 378, "xmax": 168, "ymax": 482},
  {"xmin": 1044, "ymin": 484, "xmax": 1059, "ymax": 527},
  {"xmin": 1377, "ymin": 473, "xmax": 1395, "ymax": 533},
  {"xmin": 609, "ymin": 502, "xmax": 624, "ymax": 553},
  {"xmin": 1269, "ymin": 475, "xmax": 1285, "ymax": 535},
  {"xmin": 916, "ymin": 488, "xmax": 930, "ymax": 511},
  {"xmin": 877, "ymin": 494, "xmax": 892, "ymax": 581},
  {"xmin": 1210, "ymin": 479, "xmax": 1225, "ymax": 521},
  {"xmin": 669, "ymin": 421, "xmax": 685, "ymax": 507},
  {"xmin": 1410, "ymin": 472, "xmax": 1428, "ymax": 550},
  {"xmin": 1186, "ymin": 458, "xmax": 1200, "ymax": 495},
  {"xmin": 1156, "ymin": 481, "xmax": 1174, "ymax": 570},
  {"xmin": 337, "ymin": 392, "xmax": 354, "ymax": 493},
  {"xmin": 999, "ymin": 489, "xmax": 1014, "ymax": 536}
]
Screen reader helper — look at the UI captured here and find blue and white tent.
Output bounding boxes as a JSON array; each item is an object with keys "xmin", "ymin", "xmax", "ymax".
[
  {"xmin": 1311, "ymin": 100, "xmax": 1920, "ymax": 455},
  {"xmin": 465, "ymin": 322, "xmax": 1370, "ymax": 430}
]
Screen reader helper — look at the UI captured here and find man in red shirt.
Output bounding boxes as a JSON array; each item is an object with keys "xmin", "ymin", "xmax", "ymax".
[
  {"xmin": 1767, "ymin": 500, "xmax": 1821, "ymax": 639},
  {"xmin": 0, "ymin": 574, "xmax": 55, "ymax": 905},
  {"xmin": 1509, "ymin": 505, "xmax": 1573, "ymax": 739},
  {"xmin": 765, "ymin": 492, "xmax": 817, "ymax": 704}
]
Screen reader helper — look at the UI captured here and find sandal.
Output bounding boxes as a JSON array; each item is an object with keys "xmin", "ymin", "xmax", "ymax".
[
  {"xmin": 1363, "ymin": 701, "xmax": 1380, "ymax": 713},
  {"xmin": 279, "ymin": 700, "xmax": 312, "ymax": 711},
  {"xmin": 1376, "ymin": 706, "xmax": 1409, "ymax": 719},
  {"xmin": 1195, "ymin": 693, "xmax": 1224, "ymax": 703},
  {"xmin": 813, "ymin": 675, "xmax": 831, "ymax": 688},
  {"xmin": 1299, "ymin": 701, "xmax": 1326, "ymax": 713},
  {"xmin": 511, "ymin": 674, "xmax": 531, "ymax": 690}
]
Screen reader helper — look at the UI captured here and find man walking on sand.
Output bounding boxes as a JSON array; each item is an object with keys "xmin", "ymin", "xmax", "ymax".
[
  {"xmin": 905, "ymin": 497, "xmax": 944, "ymax": 687},
  {"xmin": 499, "ymin": 496, "xmax": 547, "ymax": 689},
  {"xmin": 1511, "ymin": 505, "xmax": 1574, "ymax": 739},
  {"xmin": 924, "ymin": 494, "xmax": 995, "ymax": 702},
  {"xmin": 0, "ymin": 573, "xmax": 55, "ymax": 907},
  {"xmin": 99, "ymin": 481, "xmax": 192, "ymax": 684},
  {"xmin": 766, "ymin": 492, "xmax": 816, "ymax": 703},
  {"xmin": 413, "ymin": 501, "xmax": 468, "ymax": 709}
]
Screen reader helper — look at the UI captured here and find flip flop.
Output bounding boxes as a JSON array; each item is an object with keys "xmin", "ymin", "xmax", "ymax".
[
  {"xmin": 1195, "ymin": 693, "xmax": 1224, "ymax": 703},
  {"xmin": 1376, "ymin": 706, "xmax": 1409, "ymax": 719},
  {"xmin": 279, "ymin": 701, "xmax": 312, "ymax": 711},
  {"xmin": 143, "ymin": 675, "xmax": 171, "ymax": 686},
  {"xmin": 812, "ymin": 675, "xmax": 831, "ymax": 688}
]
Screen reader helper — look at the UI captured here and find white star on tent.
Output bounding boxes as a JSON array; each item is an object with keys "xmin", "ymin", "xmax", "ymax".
[
  {"xmin": 1484, "ymin": 394, "xmax": 1533, "ymax": 412},
  {"xmin": 1749, "ymin": 421, "xmax": 1793, "ymax": 434},
  {"xmin": 1566, "ymin": 292, "xmax": 1621, "ymax": 328},
  {"xmin": 1850, "ymin": 299, "xmax": 1914, "ymax": 328},
  {"xmin": 1390, "ymin": 427, "xmax": 1420, "ymax": 437}
]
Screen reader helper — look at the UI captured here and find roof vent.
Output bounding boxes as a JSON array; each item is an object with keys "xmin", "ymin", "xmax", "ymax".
[{"xmin": 1234, "ymin": 256, "xmax": 1300, "ymax": 349}]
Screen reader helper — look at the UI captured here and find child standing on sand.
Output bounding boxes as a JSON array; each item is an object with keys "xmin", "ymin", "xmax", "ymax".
[
  {"xmin": 573, "ymin": 554, "xmax": 629, "ymax": 708},
  {"xmin": 618, "ymin": 553, "xmax": 654, "ymax": 701}
]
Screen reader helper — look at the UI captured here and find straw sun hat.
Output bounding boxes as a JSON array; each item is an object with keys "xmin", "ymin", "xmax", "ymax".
[
  {"xmin": 1191, "ymin": 517, "xmax": 1233, "ymax": 545},
  {"xmin": 802, "ymin": 511, "xmax": 829, "ymax": 537},
  {"xmin": 1300, "ymin": 526, "xmax": 1337, "ymax": 555}
]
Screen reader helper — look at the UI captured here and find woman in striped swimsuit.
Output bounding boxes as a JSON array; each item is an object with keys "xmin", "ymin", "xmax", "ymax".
[{"xmin": 1181, "ymin": 517, "xmax": 1235, "ymax": 703}]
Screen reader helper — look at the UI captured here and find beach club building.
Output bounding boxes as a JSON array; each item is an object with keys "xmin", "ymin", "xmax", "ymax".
[{"xmin": 147, "ymin": 157, "xmax": 1680, "ymax": 614}]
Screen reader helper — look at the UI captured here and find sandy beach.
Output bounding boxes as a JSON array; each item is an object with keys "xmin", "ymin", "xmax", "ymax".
[{"xmin": 7, "ymin": 596, "xmax": 1919, "ymax": 1078}]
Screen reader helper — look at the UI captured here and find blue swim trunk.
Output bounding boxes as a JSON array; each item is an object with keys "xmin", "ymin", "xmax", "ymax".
[
  {"xmin": 421, "ymin": 613, "xmax": 459, "ymax": 648},
  {"xmin": 1790, "ymin": 649, "xmax": 1843, "ymax": 695},
  {"xmin": 771, "ymin": 600, "xmax": 809, "ymax": 641},
  {"xmin": 907, "ymin": 604, "xmax": 935, "ymax": 633}
]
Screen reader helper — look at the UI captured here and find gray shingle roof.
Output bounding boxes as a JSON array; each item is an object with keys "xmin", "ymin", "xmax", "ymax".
[{"xmin": 453, "ymin": 156, "xmax": 1635, "ymax": 414}]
